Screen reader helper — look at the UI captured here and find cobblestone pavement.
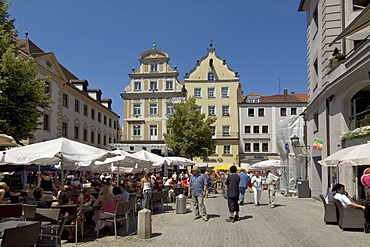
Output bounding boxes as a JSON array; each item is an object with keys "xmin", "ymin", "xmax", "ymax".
[{"xmin": 63, "ymin": 191, "xmax": 369, "ymax": 247}]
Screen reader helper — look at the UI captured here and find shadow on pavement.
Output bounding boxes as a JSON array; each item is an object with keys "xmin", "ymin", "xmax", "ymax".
[
  {"xmin": 238, "ymin": 215, "xmax": 253, "ymax": 221},
  {"xmin": 152, "ymin": 232, "xmax": 162, "ymax": 238},
  {"xmin": 207, "ymin": 214, "xmax": 221, "ymax": 219}
]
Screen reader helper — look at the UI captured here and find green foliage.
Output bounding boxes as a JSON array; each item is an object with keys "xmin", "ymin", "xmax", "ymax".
[
  {"xmin": 164, "ymin": 96, "xmax": 216, "ymax": 160},
  {"xmin": 0, "ymin": 0, "xmax": 51, "ymax": 144}
]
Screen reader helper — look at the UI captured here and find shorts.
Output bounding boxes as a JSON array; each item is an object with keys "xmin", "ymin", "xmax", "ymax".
[
  {"xmin": 141, "ymin": 189, "xmax": 153, "ymax": 208},
  {"xmin": 227, "ymin": 197, "xmax": 239, "ymax": 213}
]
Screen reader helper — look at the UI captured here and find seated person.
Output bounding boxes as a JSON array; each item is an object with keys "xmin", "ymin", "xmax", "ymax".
[
  {"xmin": 334, "ymin": 183, "xmax": 365, "ymax": 210},
  {"xmin": 112, "ymin": 187, "xmax": 127, "ymax": 203},
  {"xmin": 27, "ymin": 187, "xmax": 48, "ymax": 208},
  {"xmin": 93, "ymin": 186, "xmax": 115, "ymax": 232}
]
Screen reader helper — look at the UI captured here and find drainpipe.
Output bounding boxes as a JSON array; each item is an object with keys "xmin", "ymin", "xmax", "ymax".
[
  {"xmin": 326, "ymin": 97, "xmax": 331, "ymax": 188},
  {"xmin": 341, "ymin": 0, "xmax": 346, "ymax": 55}
]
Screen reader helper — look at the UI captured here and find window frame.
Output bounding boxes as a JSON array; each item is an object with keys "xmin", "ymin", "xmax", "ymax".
[
  {"xmin": 221, "ymin": 87, "xmax": 229, "ymax": 97},
  {"xmin": 194, "ymin": 88, "xmax": 202, "ymax": 98},
  {"xmin": 208, "ymin": 88, "xmax": 215, "ymax": 98},
  {"xmin": 149, "ymin": 103, "xmax": 158, "ymax": 115}
]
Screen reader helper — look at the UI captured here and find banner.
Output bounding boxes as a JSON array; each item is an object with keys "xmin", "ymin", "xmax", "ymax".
[{"xmin": 313, "ymin": 138, "xmax": 324, "ymax": 151}]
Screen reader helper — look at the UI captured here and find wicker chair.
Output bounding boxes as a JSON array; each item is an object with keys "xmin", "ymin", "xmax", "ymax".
[
  {"xmin": 151, "ymin": 191, "xmax": 164, "ymax": 213},
  {"xmin": 334, "ymin": 199, "xmax": 364, "ymax": 230},
  {"xmin": 38, "ymin": 213, "xmax": 69, "ymax": 247},
  {"xmin": 97, "ymin": 201, "xmax": 130, "ymax": 238},
  {"xmin": 1, "ymin": 221, "xmax": 41, "ymax": 247},
  {"xmin": 127, "ymin": 197, "xmax": 137, "ymax": 227},
  {"xmin": 34, "ymin": 208, "xmax": 61, "ymax": 224},
  {"xmin": 22, "ymin": 204, "xmax": 37, "ymax": 220},
  {"xmin": 319, "ymin": 194, "xmax": 337, "ymax": 224},
  {"xmin": 53, "ymin": 204, "xmax": 83, "ymax": 244},
  {"xmin": 0, "ymin": 203, "xmax": 23, "ymax": 222}
]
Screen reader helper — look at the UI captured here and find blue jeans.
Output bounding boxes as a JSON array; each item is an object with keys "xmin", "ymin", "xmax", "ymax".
[
  {"xmin": 239, "ymin": 187, "xmax": 246, "ymax": 203},
  {"xmin": 141, "ymin": 189, "xmax": 153, "ymax": 209}
]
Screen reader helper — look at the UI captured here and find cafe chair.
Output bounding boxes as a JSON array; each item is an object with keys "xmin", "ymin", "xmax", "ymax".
[
  {"xmin": 319, "ymin": 194, "xmax": 337, "ymax": 224},
  {"xmin": 0, "ymin": 203, "xmax": 23, "ymax": 222},
  {"xmin": 97, "ymin": 201, "xmax": 130, "ymax": 238},
  {"xmin": 1, "ymin": 221, "xmax": 41, "ymax": 247},
  {"xmin": 334, "ymin": 199, "xmax": 364, "ymax": 231},
  {"xmin": 53, "ymin": 204, "xmax": 83, "ymax": 244},
  {"xmin": 151, "ymin": 191, "xmax": 164, "ymax": 213},
  {"xmin": 22, "ymin": 204, "xmax": 37, "ymax": 221},
  {"xmin": 38, "ymin": 213, "xmax": 69, "ymax": 247}
]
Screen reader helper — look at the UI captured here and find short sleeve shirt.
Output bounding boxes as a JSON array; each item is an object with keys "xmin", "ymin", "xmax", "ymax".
[{"xmin": 189, "ymin": 174, "xmax": 207, "ymax": 196}]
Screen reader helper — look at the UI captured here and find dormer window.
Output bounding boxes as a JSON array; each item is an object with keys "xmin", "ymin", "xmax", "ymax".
[
  {"xmin": 150, "ymin": 64, "xmax": 158, "ymax": 72},
  {"xmin": 208, "ymin": 72, "xmax": 215, "ymax": 81}
]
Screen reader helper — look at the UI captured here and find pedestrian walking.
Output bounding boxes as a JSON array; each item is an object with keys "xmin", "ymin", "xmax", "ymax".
[
  {"xmin": 264, "ymin": 170, "xmax": 280, "ymax": 208},
  {"xmin": 225, "ymin": 165, "xmax": 240, "ymax": 222},
  {"xmin": 251, "ymin": 171, "xmax": 262, "ymax": 206},
  {"xmin": 189, "ymin": 166, "xmax": 208, "ymax": 221},
  {"xmin": 238, "ymin": 168, "xmax": 250, "ymax": 205}
]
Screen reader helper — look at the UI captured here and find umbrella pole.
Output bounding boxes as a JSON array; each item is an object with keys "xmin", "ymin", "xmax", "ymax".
[{"xmin": 60, "ymin": 155, "xmax": 64, "ymax": 188}]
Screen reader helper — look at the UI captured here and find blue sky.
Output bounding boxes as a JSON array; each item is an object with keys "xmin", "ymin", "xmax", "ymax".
[{"xmin": 9, "ymin": 0, "xmax": 306, "ymax": 123}]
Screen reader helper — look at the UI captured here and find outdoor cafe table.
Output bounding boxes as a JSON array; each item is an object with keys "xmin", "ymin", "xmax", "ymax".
[{"xmin": 0, "ymin": 221, "xmax": 50, "ymax": 238}]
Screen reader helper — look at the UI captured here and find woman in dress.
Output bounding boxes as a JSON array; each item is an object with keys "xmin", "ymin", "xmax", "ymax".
[
  {"xmin": 251, "ymin": 171, "xmax": 263, "ymax": 206},
  {"xmin": 93, "ymin": 185, "xmax": 115, "ymax": 232}
]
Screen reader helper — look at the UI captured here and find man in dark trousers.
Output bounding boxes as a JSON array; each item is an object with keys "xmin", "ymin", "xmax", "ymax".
[{"xmin": 225, "ymin": 165, "xmax": 240, "ymax": 222}]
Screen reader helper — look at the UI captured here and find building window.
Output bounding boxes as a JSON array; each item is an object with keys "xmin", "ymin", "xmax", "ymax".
[
  {"xmin": 84, "ymin": 104, "xmax": 88, "ymax": 116},
  {"xmin": 83, "ymin": 129, "xmax": 87, "ymax": 141},
  {"xmin": 210, "ymin": 126, "xmax": 216, "ymax": 135},
  {"xmin": 62, "ymin": 122, "xmax": 67, "ymax": 137},
  {"xmin": 43, "ymin": 114, "xmax": 49, "ymax": 131},
  {"xmin": 134, "ymin": 81, "xmax": 141, "ymax": 90},
  {"xmin": 194, "ymin": 88, "xmax": 201, "ymax": 98},
  {"xmin": 258, "ymin": 108, "xmax": 265, "ymax": 117},
  {"xmin": 45, "ymin": 81, "xmax": 50, "ymax": 95},
  {"xmin": 208, "ymin": 88, "xmax": 215, "ymax": 98},
  {"xmin": 74, "ymin": 126, "xmax": 79, "ymax": 140},
  {"xmin": 98, "ymin": 112, "xmax": 101, "ymax": 122},
  {"xmin": 244, "ymin": 126, "xmax": 251, "ymax": 134},
  {"xmin": 167, "ymin": 103, "xmax": 174, "ymax": 115},
  {"xmin": 74, "ymin": 100, "xmax": 80, "ymax": 112},
  {"xmin": 133, "ymin": 104, "xmax": 141, "ymax": 115},
  {"xmin": 262, "ymin": 125, "xmax": 269, "ymax": 133},
  {"xmin": 248, "ymin": 108, "xmax": 255, "ymax": 117},
  {"xmin": 208, "ymin": 106, "xmax": 216, "ymax": 116},
  {"xmin": 150, "ymin": 103, "xmax": 157, "ymax": 115},
  {"xmin": 314, "ymin": 112, "xmax": 319, "ymax": 132},
  {"xmin": 291, "ymin": 107, "xmax": 297, "ymax": 115},
  {"xmin": 109, "ymin": 118, "xmax": 112, "ymax": 127},
  {"xmin": 150, "ymin": 125, "xmax": 158, "ymax": 136},
  {"xmin": 166, "ymin": 81, "xmax": 173, "ymax": 90},
  {"xmin": 245, "ymin": 143, "xmax": 251, "ymax": 152},
  {"xmin": 97, "ymin": 133, "xmax": 101, "ymax": 144},
  {"xmin": 222, "ymin": 106, "xmax": 230, "ymax": 116},
  {"xmin": 90, "ymin": 131, "xmax": 95, "ymax": 143},
  {"xmin": 262, "ymin": 143, "xmax": 269, "ymax": 152},
  {"xmin": 62, "ymin": 94, "xmax": 68, "ymax": 107},
  {"xmin": 109, "ymin": 137, "xmax": 112, "ymax": 143},
  {"xmin": 221, "ymin": 87, "xmax": 229, "ymax": 97},
  {"xmin": 103, "ymin": 135, "xmax": 107, "ymax": 146},
  {"xmin": 253, "ymin": 143, "xmax": 260, "ymax": 152},
  {"xmin": 280, "ymin": 108, "xmax": 287, "ymax": 116},
  {"xmin": 91, "ymin": 109, "xmax": 95, "ymax": 120},
  {"xmin": 150, "ymin": 81, "xmax": 157, "ymax": 91},
  {"xmin": 222, "ymin": 126, "xmax": 230, "ymax": 136},
  {"xmin": 133, "ymin": 125, "xmax": 141, "ymax": 136},
  {"xmin": 253, "ymin": 126, "xmax": 259, "ymax": 134},
  {"xmin": 104, "ymin": 116, "xmax": 107, "ymax": 125},
  {"xmin": 196, "ymin": 106, "xmax": 202, "ymax": 113},
  {"xmin": 114, "ymin": 121, "xmax": 116, "ymax": 130},
  {"xmin": 223, "ymin": 145, "xmax": 231, "ymax": 155},
  {"xmin": 150, "ymin": 64, "xmax": 158, "ymax": 72},
  {"xmin": 208, "ymin": 72, "xmax": 215, "ymax": 81}
]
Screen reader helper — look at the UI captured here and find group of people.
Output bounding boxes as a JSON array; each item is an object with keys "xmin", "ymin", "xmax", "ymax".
[{"xmin": 188, "ymin": 165, "xmax": 280, "ymax": 223}]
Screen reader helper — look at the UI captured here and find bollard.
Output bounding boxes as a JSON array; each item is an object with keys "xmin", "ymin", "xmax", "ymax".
[{"xmin": 137, "ymin": 208, "xmax": 152, "ymax": 239}]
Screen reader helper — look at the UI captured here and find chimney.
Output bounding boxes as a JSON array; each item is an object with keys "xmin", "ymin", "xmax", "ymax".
[
  {"xmin": 284, "ymin": 89, "xmax": 288, "ymax": 95},
  {"xmin": 284, "ymin": 88, "xmax": 288, "ymax": 102}
]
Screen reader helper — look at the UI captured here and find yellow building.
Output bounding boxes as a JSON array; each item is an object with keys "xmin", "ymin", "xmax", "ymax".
[
  {"xmin": 184, "ymin": 44, "xmax": 243, "ymax": 167},
  {"xmin": 119, "ymin": 44, "xmax": 185, "ymax": 155}
]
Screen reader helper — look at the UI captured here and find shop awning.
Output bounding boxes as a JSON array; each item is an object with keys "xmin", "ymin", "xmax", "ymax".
[{"xmin": 330, "ymin": 4, "xmax": 370, "ymax": 46}]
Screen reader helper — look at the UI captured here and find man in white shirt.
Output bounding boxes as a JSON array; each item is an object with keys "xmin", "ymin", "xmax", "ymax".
[
  {"xmin": 334, "ymin": 183, "xmax": 365, "ymax": 210},
  {"xmin": 264, "ymin": 170, "xmax": 279, "ymax": 208}
]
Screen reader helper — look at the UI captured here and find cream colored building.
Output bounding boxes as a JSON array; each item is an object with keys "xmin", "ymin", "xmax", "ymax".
[
  {"xmin": 118, "ymin": 45, "xmax": 185, "ymax": 155},
  {"xmin": 299, "ymin": 0, "xmax": 370, "ymax": 198},
  {"xmin": 17, "ymin": 38, "xmax": 120, "ymax": 149},
  {"xmin": 184, "ymin": 44, "xmax": 242, "ymax": 167}
]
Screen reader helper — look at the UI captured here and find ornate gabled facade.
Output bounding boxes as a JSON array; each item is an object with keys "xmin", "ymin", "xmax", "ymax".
[
  {"xmin": 17, "ymin": 38, "xmax": 120, "ymax": 149},
  {"xmin": 184, "ymin": 44, "xmax": 242, "ymax": 167},
  {"xmin": 118, "ymin": 44, "xmax": 185, "ymax": 155}
]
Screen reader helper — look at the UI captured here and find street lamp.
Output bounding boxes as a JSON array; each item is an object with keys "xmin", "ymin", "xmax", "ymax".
[
  {"xmin": 202, "ymin": 147, "xmax": 209, "ymax": 170},
  {"xmin": 291, "ymin": 135, "xmax": 301, "ymax": 148}
]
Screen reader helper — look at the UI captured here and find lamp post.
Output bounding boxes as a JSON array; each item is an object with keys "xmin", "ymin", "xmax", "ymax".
[
  {"xmin": 284, "ymin": 143, "xmax": 290, "ymax": 196},
  {"xmin": 202, "ymin": 147, "xmax": 209, "ymax": 170}
]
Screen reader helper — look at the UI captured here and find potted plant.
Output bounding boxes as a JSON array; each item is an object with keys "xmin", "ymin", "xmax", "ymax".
[{"xmin": 329, "ymin": 47, "xmax": 345, "ymax": 68}]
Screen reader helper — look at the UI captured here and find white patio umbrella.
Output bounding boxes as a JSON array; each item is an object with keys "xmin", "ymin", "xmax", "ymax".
[
  {"xmin": 165, "ymin": 156, "xmax": 195, "ymax": 167},
  {"xmin": 132, "ymin": 150, "xmax": 167, "ymax": 167},
  {"xmin": 251, "ymin": 159, "xmax": 282, "ymax": 168},
  {"xmin": 320, "ymin": 142, "xmax": 370, "ymax": 167},
  {"xmin": 1, "ymin": 137, "xmax": 112, "ymax": 186},
  {"xmin": 0, "ymin": 134, "xmax": 17, "ymax": 147}
]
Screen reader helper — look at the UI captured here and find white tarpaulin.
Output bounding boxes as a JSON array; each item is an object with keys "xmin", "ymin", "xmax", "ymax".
[{"xmin": 251, "ymin": 159, "xmax": 281, "ymax": 168}]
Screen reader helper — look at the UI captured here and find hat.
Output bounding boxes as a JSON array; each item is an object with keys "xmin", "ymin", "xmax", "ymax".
[{"xmin": 192, "ymin": 165, "xmax": 200, "ymax": 171}]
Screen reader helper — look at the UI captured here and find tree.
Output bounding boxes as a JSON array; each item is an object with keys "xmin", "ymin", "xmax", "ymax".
[
  {"xmin": 0, "ymin": 0, "xmax": 51, "ymax": 144},
  {"xmin": 164, "ymin": 96, "xmax": 216, "ymax": 160}
]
